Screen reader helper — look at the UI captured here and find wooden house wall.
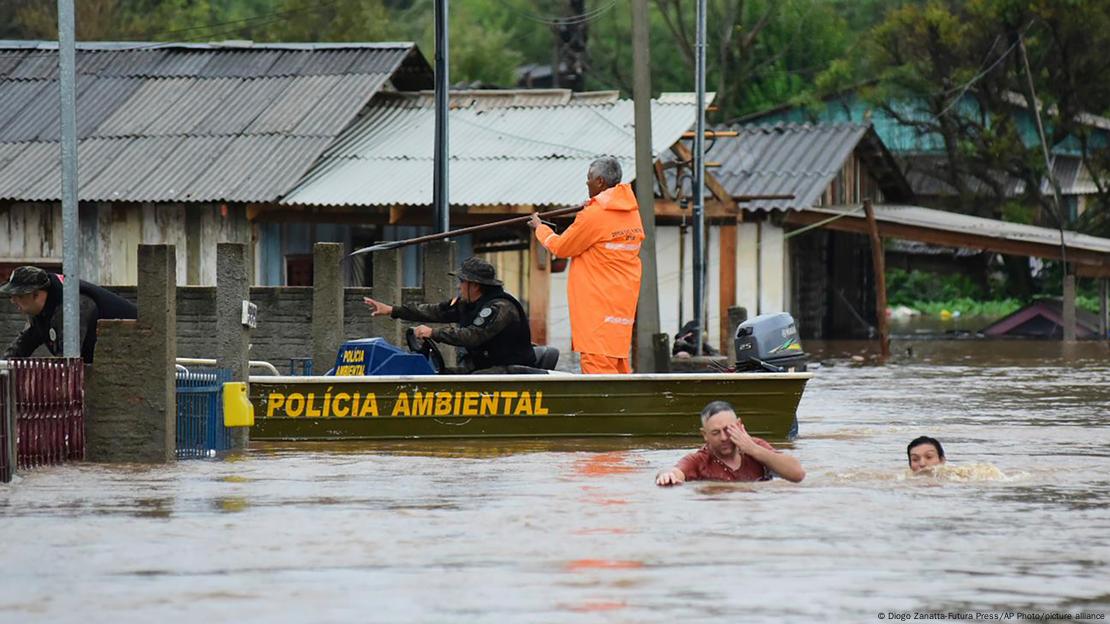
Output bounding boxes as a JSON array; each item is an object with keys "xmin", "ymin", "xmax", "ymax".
[{"xmin": 1, "ymin": 201, "xmax": 250, "ymax": 285}]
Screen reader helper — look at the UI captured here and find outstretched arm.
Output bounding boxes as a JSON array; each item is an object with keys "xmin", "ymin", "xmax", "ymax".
[{"xmin": 532, "ymin": 208, "xmax": 603, "ymax": 258}]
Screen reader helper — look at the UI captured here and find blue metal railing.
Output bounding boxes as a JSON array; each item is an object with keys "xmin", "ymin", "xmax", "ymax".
[{"xmin": 175, "ymin": 368, "xmax": 233, "ymax": 459}]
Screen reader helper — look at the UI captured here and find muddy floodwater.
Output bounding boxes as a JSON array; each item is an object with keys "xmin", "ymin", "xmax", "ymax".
[{"xmin": 2, "ymin": 340, "xmax": 1109, "ymax": 623}]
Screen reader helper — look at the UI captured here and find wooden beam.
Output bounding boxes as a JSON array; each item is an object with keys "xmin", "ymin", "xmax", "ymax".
[
  {"xmin": 718, "ymin": 214, "xmax": 738, "ymax": 354},
  {"xmin": 783, "ymin": 209, "xmax": 1110, "ymax": 272},
  {"xmin": 863, "ymin": 200, "xmax": 890, "ymax": 359},
  {"xmin": 655, "ymin": 199, "xmax": 736, "ymax": 220},
  {"xmin": 670, "ymin": 142, "xmax": 738, "ymax": 211},
  {"xmin": 468, "ymin": 204, "xmax": 534, "ymax": 215},
  {"xmin": 389, "ymin": 206, "xmax": 406, "ymax": 224},
  {"xmin": 654, "ymin": 161, "xmax": 672, "ymax": 202},
  {"xmin": 681, "ymin": 130, "xmax": 738, "ymax": 138},
  {"xmin": 528, "ymin": 235, "xmax": 550, "ymax": 345}
]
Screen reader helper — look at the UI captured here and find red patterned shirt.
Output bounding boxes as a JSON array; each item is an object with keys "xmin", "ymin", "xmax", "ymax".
[{"xmin": 675, "ymin": 439, "xmax": 777, "ymax": 482}]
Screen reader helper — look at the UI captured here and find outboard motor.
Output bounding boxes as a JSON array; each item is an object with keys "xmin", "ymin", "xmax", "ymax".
[{"xmin": 734, "ymin": 313, "xmax": 808, "ymax": 373}]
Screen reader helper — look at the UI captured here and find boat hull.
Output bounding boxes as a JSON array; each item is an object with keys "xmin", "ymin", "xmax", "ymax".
[{"xmin": 246, "ymin": 372, "xmax": 811, "ymax": 441}]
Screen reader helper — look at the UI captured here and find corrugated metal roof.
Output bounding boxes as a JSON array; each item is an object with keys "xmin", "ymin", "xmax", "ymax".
[
  {"xmin": 709, "ymin": 123, "xmax": 869, "ymax": 211},
  {"xmin": 658, "ymin": 122, "xmax": 912, "ymax": 211},
  {"xmin": 0, "ymin": 42, "xmax": 432, "ymax": 203},
  {"xmin": 282, "ymin": 92, "xmax": 701, "ymax": 207},
  {"xmin": 807, "ymin": 204, "xmax": 1110, "ymax": 256}
]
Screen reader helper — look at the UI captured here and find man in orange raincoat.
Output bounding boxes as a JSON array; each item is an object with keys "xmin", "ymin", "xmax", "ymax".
[{"xmin": 529, "ymin": 157, "xmax": 644, "ymax": 374}]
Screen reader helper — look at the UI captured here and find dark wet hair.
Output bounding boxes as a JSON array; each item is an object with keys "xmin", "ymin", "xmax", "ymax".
[
  {"xmin": 906, "ymin": 436, "xmax": 945, "ymax": 465},
  {"xmin": 700, "ymin": 400, "xmax": 735, "ymax": 426}
]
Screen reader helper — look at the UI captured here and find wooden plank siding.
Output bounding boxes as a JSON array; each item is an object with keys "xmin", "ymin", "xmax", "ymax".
[{"xmin": 1, "ymin": 200, "xmax": 251, "ymax": 285}]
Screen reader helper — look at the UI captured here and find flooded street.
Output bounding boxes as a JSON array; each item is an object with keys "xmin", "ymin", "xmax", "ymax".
[{"xmin": 2, "ymin": 341, "xmax": 1109, "ymax": 623}]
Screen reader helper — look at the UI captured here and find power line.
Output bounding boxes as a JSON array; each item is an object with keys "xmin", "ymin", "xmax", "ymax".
[{"xmin": 493, "ymin": 0, "xmax": 619, "ymax": 27}]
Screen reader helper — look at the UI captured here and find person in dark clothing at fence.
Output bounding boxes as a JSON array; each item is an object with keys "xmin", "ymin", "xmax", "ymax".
[
  {"xmin": 362, "ymin": 256, "xmax": 537, "ymax": 373},
  {"xmin": 672, "ymin": 320, "xmax": 719, "ymax": 358},
  {"xmin": 1, "ymin": 266, "xmax": 138, "ymax": 364}
]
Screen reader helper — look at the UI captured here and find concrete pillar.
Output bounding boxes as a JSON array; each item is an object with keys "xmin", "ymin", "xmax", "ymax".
[
  {"xmin": 86, "ymin": 244, "xmax": 176, "ymax": 463},
  {"xmin": 1062, "ymin": 274, "xmax": 1077, "ymax": 342},
  {"xmin": 1099, "ymin": 278, "xmax": 1109, "ymax": 340},
  {"xmin": 422, "ymin": 241, "xmax": 457, "ymax": 368},
  {"xmin": 217, "ymin": 242, "xmax": 251, "ymax": 450},
  {"xmin": 312, "ymin": 242, "xmax": 345, "ymax": 374},
  {"xmin": 758, "ymin": 222, "xmax": 786, "ymax": 314},
  {"xmin": 371, "ymin": 247, "xmax": 404, "ymax": 346}
]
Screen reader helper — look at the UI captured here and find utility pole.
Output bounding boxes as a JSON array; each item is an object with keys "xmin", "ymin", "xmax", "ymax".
[
  {"xmin": 59, "ymin": 0, "xmax": 80, "ymax": 358},
  {"xmin": 433, "ymin": 0, "xmax": 450, "ymax": 233},
  {"xmin": 632, "ymin": 0, "xmax": 662, "ymax": 372},
  {"xmin": 692, "ymin": 0, "xmax": 707, "ymax": 354}
]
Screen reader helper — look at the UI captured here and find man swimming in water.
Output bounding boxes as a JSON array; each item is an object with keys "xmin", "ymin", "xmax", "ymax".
[
  {"xmin": 907, "ymin": 436, "xmax": 946, "ymax": 472},
  {"xmin": 656, "ymin": 400, "xmax": 806, "ymax": 485}
]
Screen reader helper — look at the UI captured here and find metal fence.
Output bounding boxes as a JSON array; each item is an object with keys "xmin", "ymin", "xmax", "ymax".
[
  {"xmin": 175, "ymin": 368, "xmax": 233, "ymax": 459},
  {"xmin": 1, "ymin": 367, "xmax": 13, "ymax": 483},
  {"xmin": 0, "ymin": 358, "xmax": 86, "ymax": 483}
]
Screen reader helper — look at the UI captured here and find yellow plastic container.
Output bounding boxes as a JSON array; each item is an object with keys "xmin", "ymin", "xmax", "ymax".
[{"xmin": 223, "ymin": 382, "xmax": 255, "ymax": 427}]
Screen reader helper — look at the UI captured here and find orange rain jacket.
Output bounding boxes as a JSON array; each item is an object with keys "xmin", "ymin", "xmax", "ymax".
[{"xmin": 534, "ymin": 183, "xmax": 645, "ymax": 358}]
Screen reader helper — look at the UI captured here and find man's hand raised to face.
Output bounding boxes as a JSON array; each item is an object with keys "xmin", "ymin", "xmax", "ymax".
[{"xmin": 726, "ymin": 422, "xmax": 761, "ymax": 455}]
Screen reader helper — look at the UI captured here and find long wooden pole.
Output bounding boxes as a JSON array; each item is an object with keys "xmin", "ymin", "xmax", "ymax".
[
  {"xmin": 349, "ymin": 204, "xmax": 584, "ymax": 256},
  {"xmin": 863, "ymin": 199, "xmax": 890, "ymax": 358},
  {"xmin": 632, "ymin": 0, "xmax": 661, "ymax": 373}
]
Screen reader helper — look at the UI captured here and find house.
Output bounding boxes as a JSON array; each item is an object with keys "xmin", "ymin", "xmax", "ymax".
[
  {"xmin": 740, "ymin": 89, "xmax": 1110, "ymax": 223},
  {"xmin": 0, "ymin": 40, "xmax": 432, "ymax": 285},
  {"xmin": 667, "ymin": 122, "xmax": 1110, "ymax": 341},
  {"xmin": 981, "ymin": 299, "xmax": 1105, "ymax": 339}
]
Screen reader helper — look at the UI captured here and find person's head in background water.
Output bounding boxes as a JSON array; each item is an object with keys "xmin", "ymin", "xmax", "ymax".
[{"xmin": 907, "ymin": 436, "xmax": 946, "ymax": 472}]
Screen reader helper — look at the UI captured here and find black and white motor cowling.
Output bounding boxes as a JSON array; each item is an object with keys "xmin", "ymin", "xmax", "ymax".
[{"xmin": 734, "ymin": 313, "xmax": 808, "ymax": 373}]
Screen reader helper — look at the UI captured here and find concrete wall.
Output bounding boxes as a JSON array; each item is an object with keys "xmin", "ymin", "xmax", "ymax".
[{"xmin": 0, "ymin": 285, "xmax": 428, "ymax": 373}]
